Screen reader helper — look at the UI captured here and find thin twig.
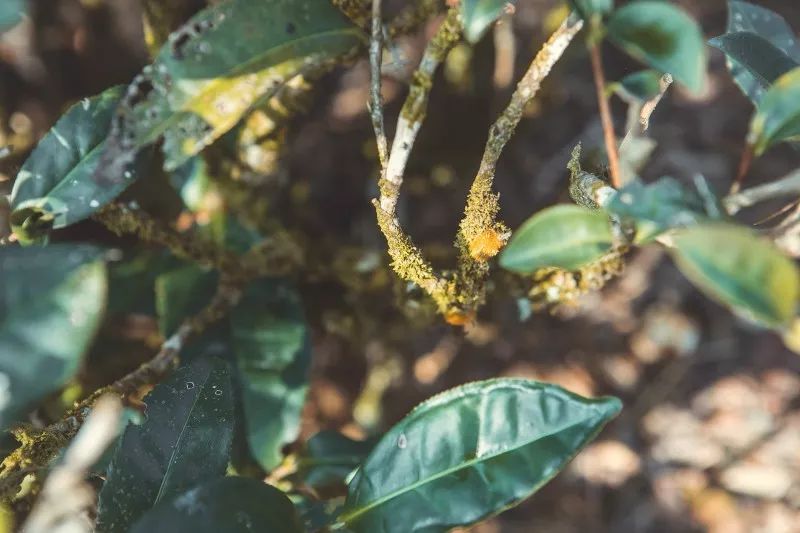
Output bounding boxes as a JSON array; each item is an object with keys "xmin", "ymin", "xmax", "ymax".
[
  {"xmin": 589, "ymin": 42, "xmax": 621, "ymax": 188},
  {"xmin": 730, "ymin": 144, "xmax": 755, "ymax": 194},
  {"xmin": 369, "ymin": 0, "xmax": 388, "ymax": 167},
  {"xmin": 723, "ymin": 167, "xmax": 800, "ymax": 215}
]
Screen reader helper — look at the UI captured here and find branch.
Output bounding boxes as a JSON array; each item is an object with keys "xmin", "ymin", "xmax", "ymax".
[
  {"xmin": 589, "ymin": 41, "xmax": 621, "ymax": 188},
  {"xmin": 454, "ymin": 14, "xmax": 584, "ymax": 314},
  {"xmin": 724, "ymin": 167, "xmax": 800, "ymax": 215},
  {"xmin": 369, "ymin": 0, "xmax": 388, "ymax": 167}
]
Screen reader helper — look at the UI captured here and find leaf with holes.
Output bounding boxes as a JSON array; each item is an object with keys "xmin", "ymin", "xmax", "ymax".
[
  {"xmin": 713, "ymin": 0, "xmax": 800, "ymax": 103},
  {"xmin": 459, "ymin": 0, "xmax": 516, "ymax": 43},
  {"xmin": 749, "ymin": 67, "xmax": 800, "ymax": 155},
  {"xmin": 9, "ymin": 87, "xmax": 145, "ymax": 244},
  {"xmin": 672, "ymin": 224, "xmax": 800, "ymax": 327},
  {"xmin": 231, "ymin": 278, "xmax": 311, "ymax": 471},
  {"xmin": 96, "ymin": 357, "xmax": 234, "ymax": 533},
  {"xmin": 607, "ymin": 1, "xmax": 707, "ymax": 94},
  {"xmin": 93, "ymin": 0, "xmax": 364, "ymax": 193},
  {"xmin": 0, "ymin": 245, "xmax": 105, "ymax": 431},
  {"xmin": 339, "ymin": 379, "xmax": 621, "ymax": 533},
  {"xmin": 500, "ymin": 205, "xmax": 615, "ymax": 273},
  {"xmin": 131, "ymin": 477, "xmax": 304, "ymax": 533}
]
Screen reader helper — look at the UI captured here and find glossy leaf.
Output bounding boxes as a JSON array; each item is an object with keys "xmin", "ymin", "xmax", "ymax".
[
  {"xmin": 708, "ymin": 32, "xmax": 798, "ymax": 104},
  {"xmin": 749, "ymin": 67, "xmax": 800, "ymax": 155},
  {"xmin": 340, "ymin": 379, "xmax": 621, "ymax": 532},
  {"xmin": 0, "ymin": 0, "xmax": 24, "ymax": 32},
  {"xmin": 606, "ymin": 177, "xmax": 723, "ymax": 242},
  {"xmin": 97, "ymin": 357, "xmax": 234, "ymax": 533},
  {"xmin": 9, "ymin": 87, "xmax": 142, "ymax": 243},
  {"xmin": 231, "ymin": 279, "xmax": 311, "ymax": 471},
  {"xmin": 672, "ymin": 224, "xmax": 800, "ymax": 327},
  {"xmin": 715, "ymin": 0, "xmax": 800, "ymax": 103},
  {"xmin": 95, "ymin": 0, "xmax": 364, "ymax": 183},
  {"xmin": 0, "ymin": 245, "xmax": 105, "ymax": 431},
  {"xmin": 297, "ymin": 430, "xmax": 376, "ymax": 489},
  {"xmin": 568, "ymin": 0, "xmax": 612, "ymax": 20},
  {"xmin": 607, "ymin": 1, "xmax": 707, "ymax": 94},
  {"xmin": 130, "ymin": 477, "xmax": 303, "ymax": 533},
  {"xmin": 499, "ymin": 205, "xmax": 614, "ymax": 273},
  {"xmin": 460, "ymin": 0, "xmax": 516, "ymax": 43}
]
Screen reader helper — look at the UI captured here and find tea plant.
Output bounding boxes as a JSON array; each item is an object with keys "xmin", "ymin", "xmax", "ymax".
[{"xmin": 0, "ymin": 0, "xmax": 799, "ymax": 531}]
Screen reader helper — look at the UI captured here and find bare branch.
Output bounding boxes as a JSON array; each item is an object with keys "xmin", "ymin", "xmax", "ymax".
[
  {"xmin": 724, "ymin": 167, "xmax": 800, "ymax": 215},
  {"xmin": 589, "ymin": 42, "xmax": 621, "ymax": 188},
  {"xmin": 369, "ymin": 0, "xmax": 388, "ymax": 167}
]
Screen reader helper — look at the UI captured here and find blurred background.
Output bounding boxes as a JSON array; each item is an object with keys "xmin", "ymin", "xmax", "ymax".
[{"xmin": 2, "ymin": 1, "xmax": 800, "ymax": 531}]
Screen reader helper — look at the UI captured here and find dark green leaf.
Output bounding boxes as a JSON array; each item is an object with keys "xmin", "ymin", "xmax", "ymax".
[
  {"xmin": 568, "ymin": 0, "xmax": 612, "ymax": 20},
  {"xmin": 8, "ymin": 87, "xmax": 143, "ymax": 244},
  {"xmin": 0, "ymin": 0, "xmax": 24, "ymax": 32},
  {"xmin": 607, "ymin": 1, "xmax": 707, "ymax": 94},
  {"xmin": 459, "ymin": 0, "xmax": 516, "ymax": 43},
  {"xmin": 717, "ymin": 0, "xmax": 800, "ymax": 103},
  {"xmin": 749, "ymin": 67, "xmax": 800, "ymax": 155},
  {"xmin": 297, "ymin": 430, "xmax": 376, "ymax": 489},
  {"xmin": 97, "ymin": 357, "xmax": 234, "ymax": 533},
  {"xmin": 709, "ymin": 32, "xmax": 798, "ymax": 105},
  {"xmin": 130, "ymin": 477, "xmax": 304, "ymax": 533},
  {"xmin": 0, "ymin": 245, "xmax": 105, "ymax": 430},
  {"xmin": 617, "ymin": 70, "xmax": 665, "ymax": 101},
  {"xmin": 231, "ymin": 279, "xmax": 311, "ymax": 471},
  {"xmin": 155, "ymin": 264, "xmax": 217, "ymax": 337},
  {"xmin": 340, "ymin": 379, "xmax": 621, "ymax": 532},
  {"xmin": 94, "ymin": 0, "xmax": 364, "ymax": 189},
  {"xmin": 672, "ymin": 224, "xmax": 800, "ymax": 327},
  {"xmin": 606, "ymin": 177, "xmax": 724, "ymax": 243},
  {"xmin": 500, "ymin": 205, "xmax": 614, "ymax": 273}
]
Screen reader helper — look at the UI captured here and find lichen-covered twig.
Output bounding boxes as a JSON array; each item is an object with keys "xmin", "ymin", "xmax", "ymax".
[
  {"xmin": 369, "ymin": 0, "xmax": 388, "ymax": 167},
  {"xmin": 372, "ymin": 9, "xmax": 462, "ymax": 315},
  {"xmin": 454, "ymin": 14, "xmax": 584, "ymax": 315}
]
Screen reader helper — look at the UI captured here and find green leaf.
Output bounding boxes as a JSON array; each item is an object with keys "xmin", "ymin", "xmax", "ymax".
[
  {"xmin": 340, "ymin": 379, "xmax": 621, "ymax": 532},
  {"xmin": 95, "ymin": 0, "xmax": 364, "ymax": 186},
  {"xmin": 499, "ymin": 205, "xmax": 614, "ymax": 273},
  {"xmin": 749, "ymin": 67, "xmax": 800, "ymax": 155},
  {"xmin": 459, "ymin": 0, "xmax": 516, "ymax": 43},
  {"xmin": 672, "ymin": 224, "xmax": 800, "ymax": 327},
  {"xmin": 0, "ymin": 245, "xmax": 105, "ymax": 430},
  {"xmin": 715, "ymin": 0, "xmax": 800, "ymax": 103},
  {"xmin": 9, "ymin": 87, "xmax": 143, "ymax": 244},
  {"xmin": 617, "ymin": 69, "xmax": 664, "ymax": 101},
  {"xmin": 568, "ymin": 0, "xmax": 613, "ymax": 20},
  {"xmin": 130, "ymin": 477, "xmax": 304, "ymax": 533},
  {"xmin": 605, "ymin": 177, "xmax": 723, "ymax": 243},
  {"xmin": 231, "ymin": 279, "xmax": 311, "ymax": 471},
  {"xmin": 155, "ymin": 264, "xmax": 218, "ymax": 337},
  {"xmin": 708, "ymin": 32, "xmax": 798, "ymax": 105},
  {"xmin": 297, "ymin": 430, "xmax": 376, "ymax": 489},
  {"xmin": 607, "ymin": 1, "xmax": 707, "ymax": 94},
  {"xmin": 0, "ymin": 0, "xmax": 24, "ymax": 32},
  {"xmin": 97, "ymin": 357, "xmax": 234, "ymax": 533}
]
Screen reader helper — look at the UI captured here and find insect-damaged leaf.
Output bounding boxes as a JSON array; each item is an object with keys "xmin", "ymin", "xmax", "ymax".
[
  {"xmin": 130, "ymin": 477, "xmax": 304, "ymax": 533},
  {"xmin": 500, "ymin": 205, "xmax": 615, "ymax": 273},
  {"xmin": 749, "ymin": 67, "xmax": 800, "ymax": 156},
  {"xmin": 459, "ymin": 0, "xmax": 516, "ymax": 44},
  {"xmin": 607, "ymin": 1, "xmax": 707, "ymax": 94},
  {"xmin": 711, "ymin": 0, "xmax": 800, "ymax": 104},
  {"xmin": 94, "ymin": 0, "xmax": 364, "ymax": 189},
  {"xmin": 0, "ymin": 245, "xmax": 105, "ymax": 431},
  {"xmin": 340, "ymin": 379, "xmax": 621, "ymax": 533},
  {"xmin": 9, "ymin": 87, "xmax": 144, "ymax": 244},
  {"xmin": 97, "ymin": 357, "xmax": 234, "ymax": 533},
  {"xmin": 672, "ymin": 224, "xmax": 800, "ymax": 327},
  {"xmin": 231, "ymin": 279, "xmax": 311, "ymax": 471}
]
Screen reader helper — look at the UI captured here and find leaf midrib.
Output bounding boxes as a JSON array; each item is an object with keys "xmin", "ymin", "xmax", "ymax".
[{"xmin": 339, "ymin": 409, "xmax": 606, "ymax": 524}]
